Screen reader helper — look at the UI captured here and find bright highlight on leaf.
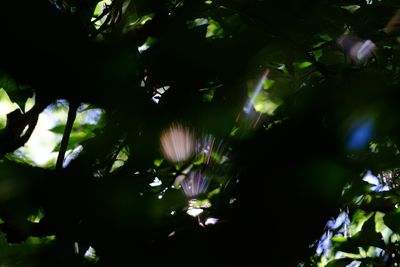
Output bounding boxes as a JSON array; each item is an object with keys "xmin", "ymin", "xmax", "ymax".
[{"xmin": 0, "ymin": 89, "xmax": 20, "ymax": 128}]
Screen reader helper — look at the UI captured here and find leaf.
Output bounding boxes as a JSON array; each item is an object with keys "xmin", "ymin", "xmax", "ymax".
[
  {"xmin": 263, "ymin": 79, "xmax": 275, "ymax": 90},
  {"xmin": 356, "ymin": 215, "xmax": 386, "ymax": 249},
  {"xmin": 332, "ymin": 238, "xmax": 360, "ymax": 254},
  {"xmin": 7, "ymin": 89, "xmax": 33, "ymax": 110},
  {"xmin": 319, "ymin": 50, "xmax": 346, "ymax": 67},
  {"xmin": 52, "ymin": 132, "xmax": 95, "ymax": 152},
  {"xmin": 0, "ymin": 72, "xmax": 33, "ymax": 109},
  {"xmin": 295, "ymin": 61, "xmax": 312, "ymax": 70},
  {"xmin": 325, "ymin": 258, "xmax": 352, "ymax": 267},
  {"xmin": 383, "ymin": 212, "xmax": 400, "ymax": 233},
  {"xmin": 340, "ymin": 5, "xmax": 360, "ymax": 13},
  {"xmin": 49, "ymin": 124, "xmax": 97, "ymax": 135}
]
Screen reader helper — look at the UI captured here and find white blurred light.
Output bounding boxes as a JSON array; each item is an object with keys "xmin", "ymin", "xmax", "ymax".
[
  {"xmin": 84, "ymin": 246, "xmax": 98, "ymax": 261},
  {"xmin": 150, "ymin": 177, "xmax": 162, "ymax": 187},
  {"xmin": 168, "ymin": 231, "xmax": 176, "ymax": 237},
  {"xmin": 205, "ymin": 218, "xmax": 219, "ymax": 225},
  {"xmin": 186, "ymin": 208, "xmax": 204, "ymax": 217},
  {"xmin": 160, "ymin": 124, "xmax": 194, "ymax": 163},
  {"xmin": 138, "ymin": 43, "xmax": 150, "ymax": 53}
]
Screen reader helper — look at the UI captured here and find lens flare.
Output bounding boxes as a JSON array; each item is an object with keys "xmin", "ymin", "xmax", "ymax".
[
  {"xmin": 347, "ymin": 118, "xmax": 374, "ymax": 151},
  {"xmin": 243, "ymin": 69, "xmax": 270, "ymax": 115},
  {"xmin": 338, "ymin": 35, "xmax": 375, "ymax": 64},
  {"xmin": 160, "ymin": 124, "xmax": 194, "ymax": 163},
  {"xmin": 180, "ymin": 170, "xmax": 210, "ymax": 198},
  {"xmin": 195, "ymin": 133, "xmax": 227, "ymax": 168}
]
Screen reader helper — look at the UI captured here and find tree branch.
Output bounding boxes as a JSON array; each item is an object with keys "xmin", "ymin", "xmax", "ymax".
[{"xmin": 56, "ymin": 101, "xmax": 79, "ymax": 170}]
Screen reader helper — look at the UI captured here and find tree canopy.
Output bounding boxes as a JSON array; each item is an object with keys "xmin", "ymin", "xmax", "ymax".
[{"xmin": 1, "ymin": 0, "xmax": 400, "ymax": 266}]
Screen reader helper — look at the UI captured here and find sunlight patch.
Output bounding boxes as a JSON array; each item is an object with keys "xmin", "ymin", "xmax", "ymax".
[
  {"xmin": 84, "ymin": 246, "xmax": 99, "ymax": 263},
  {"xmin": 27, "ymin": 208, "xmax": 45, "ymax": 224},
  {"xmin": 150, "ymin": 177, "xmax": 162, "ymax": 187},
  {"xmin": 187, "ymin": 17, "xmax": 224, "ymax": 39},
  {"xmin": 11, "ymin": 101, "xmax": 105, "ymax": 168},
  {"xmin": 0, "ymin": 88, "xmax": 20, "ymax": 129},
  {"xmin": 110, "ymin": 146, "xmax": 129, "ymax": 172}
]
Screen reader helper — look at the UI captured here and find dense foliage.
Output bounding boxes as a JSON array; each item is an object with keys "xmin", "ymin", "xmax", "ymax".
[{"xmin": 1, "ymin": 0, "xmax": 400, "ymax": 266}]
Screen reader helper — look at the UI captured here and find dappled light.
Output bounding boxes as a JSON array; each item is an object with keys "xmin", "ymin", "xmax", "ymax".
[
  {"xmin": 0, "ymin": 89, "xmax": 20, "ymax": 129},
  {"xmin": 3, "ymin": 98, "xmax": 105, "ymax": 168},
  {"xmin": 2, "ymin": 0, "xmax": 400, "ymax": 266},
  {"xmin": 235, "ymin": 69, "xmax": 282, "ymax": 134}
]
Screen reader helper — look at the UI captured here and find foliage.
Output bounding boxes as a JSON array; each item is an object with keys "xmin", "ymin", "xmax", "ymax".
[{"xmin": 0, "ymin": 0, "xmax": 400, "ymax": 266}]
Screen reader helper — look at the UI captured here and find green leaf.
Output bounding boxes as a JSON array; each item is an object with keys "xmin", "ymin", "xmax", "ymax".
[
  {"xmin": 319, "ymin": 50, "xmax": 345, "ymax": 67},
  {"xmin": 296, "ymin": 61, "xmax": 312, "ymax": 69},
  {"xmin": 332, "ymin": 238, "xmax": 360, "ymax": 254},
  {"xmin": 49, "ymin": 124, "xmax": 97, "ymax": 135},
  {"xmin": 0, "ymin": 72, "xmax": 33, "ymax": 109},
  {"xmin": 340, "ymin": 5, "xmax": 360, "ymax": 13},
  {"xmin": 320, "ymin": 34, "xmax": 333, "ymax": 41},
  {"xmin": 331, "ymin": 236, "xmax": 347, "ymax": 243},
  {"xmin": 7, "ymin": 89, "xmax": 33, "ymax": 110},
  {"xmin": 0, "ymin": 72, "xmax": 33, "ymax": 110},
  {"xmin": 154, "ymin": 158, "xmax": 163, "ymax": 167},
  {"xmin": 383, "ymin": 212, "xmax": 400, "ymax": 233},
  {"xmin": 325, "ymin": 258, "xmax": 352, "ymax": 267},
  {"xmin": 356, "ymin": 215, "xmax": 386, "ymax": 249},
  {"xmin": 206, "ymin": 18, "xmax": 223, "ymax": 39},
  {"xmin": 52, "ymin": 132, "xmax": 95, "ymax": 152},
  {"xmin": 263, "ymin": 79, "xmax": 275, "ymax": 90}
]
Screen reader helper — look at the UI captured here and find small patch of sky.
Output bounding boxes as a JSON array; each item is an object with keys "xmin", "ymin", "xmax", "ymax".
[
  {"xmin": 63, "ymin": 145, "xmax": 83, "ymax": 168},
  {"xmin": 347, "ymin": 260, "xmax": 361, "ymax": 267},
  {"xmin": 362, "ymin": 170, "xmax": 390, "ymax": 192},
  {"xmin": 316, "ymin": 211, "xmax": 351, "ymax": 257}
]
